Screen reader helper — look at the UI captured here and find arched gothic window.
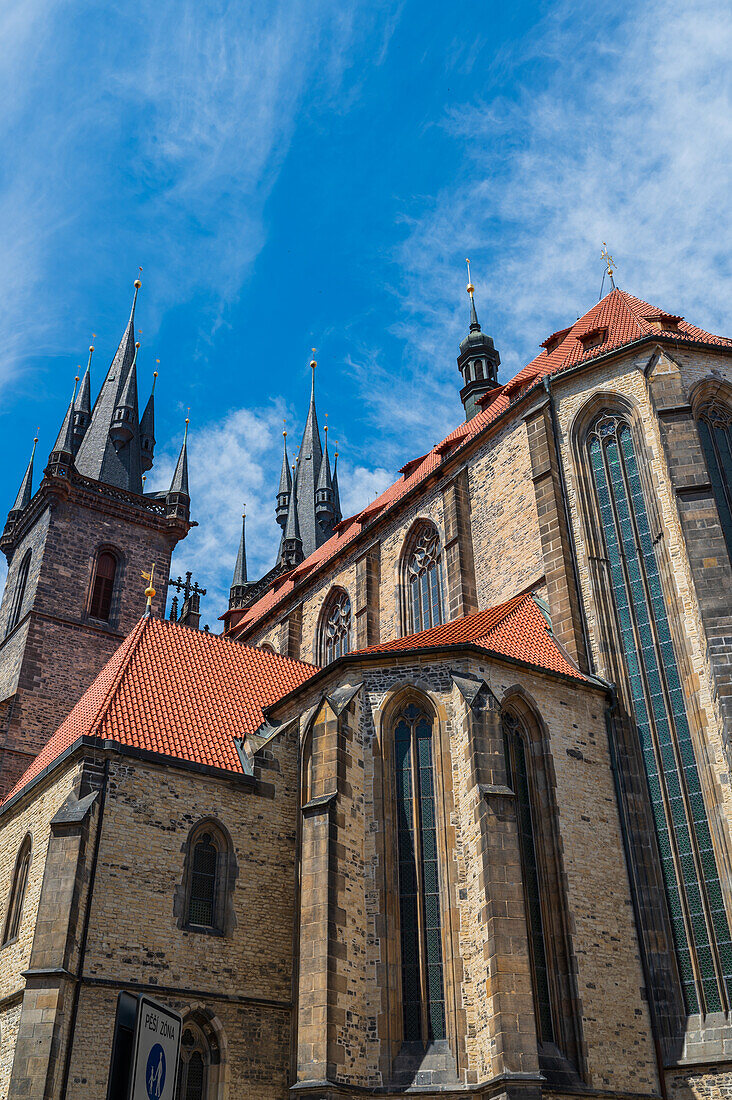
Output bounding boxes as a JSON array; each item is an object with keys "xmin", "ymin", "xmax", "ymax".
[
  {"xmin": 176, "ymin": 1017, "xmax": 220, "ymax": 1100},
  {"xmin": 6, "ymin": 550, "xmax": 31, "ymax": 637},
  {"xmin": 503, "ymin": 713, "xmax": 554, "ymax": 1044},
  {"xmin": 588, "ymin": 412, "xmax": 732, "ymax": 1014},
  {"xmin": 89, "ymin": 550, "xmax": 117, "ymax": 621},
  {"xmin": 696, "ymin": 400, "xmax": 732, "ymax": 560},
  {"xmin": 2, "ymin": 834, "xmax": 31, "ymax": 945},
  {"xmin": 320, "ymin": 588, "xmax": 351, "ymax": 664},
  {"xmin": 179, "ymin": 821, "xmax": 235, "ymax": 935},
  {"xmin": 404, "ymin": 522, "xmax": 444, "ymax": 634},
  {"xmin": 394, "ymin": 702, "xmax": 446, "ymax": 1044}
]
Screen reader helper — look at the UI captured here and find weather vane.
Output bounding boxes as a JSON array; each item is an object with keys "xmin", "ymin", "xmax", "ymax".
[
  {"xmin": 600, "ymin": 242, "xmax": 616, "ymax": 294},
  {"xmin": 141, "ymin": 563, "xmax": 156, "ymax": 616}
]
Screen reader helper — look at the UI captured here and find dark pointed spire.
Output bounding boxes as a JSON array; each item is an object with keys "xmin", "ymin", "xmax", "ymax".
[
  {"xmin": 229, "ymin": 511, "xmax": 252, "ymax": 609},
  {"xmin": 315, "ymin": 420, "xmax": 336, "ymax": 534},
  {"xmin": 140, "ymin": 363, "xmax": 157, "ymax": 473},
  {"xmin": 458, "ymin": 259, "xmax": 501, "ymax": 422},
  {"xmin": 72, "ymin": 343, "xmax": 93, "ymax": 454},
  {"xmin": 75, "ymin": 277, "xmax": 144, "ymax": 492},
  {"xmin": 293, "ymin": 350, "xmax": 325, "ymax": 558},
  {"xmin": 47, "ymin": 378, "xmax": 78, "ymax": 471},
  {"xmin": 8, "ymin": 433, "xmax": 38, "ymax": 520},
  {"xmin": 332, "ymin": 440, "xmax": 342, "ymax": 524},
  {"xmin": 275, "ymin": 422, "xmax": 292, "ymax": 531},
  {"xmin": 166, "ymin": 414, "xmax": 191, "ymax": 525},
  {"xmin": 281, "ymin": 474, "xmax": 303, "ymax": 568},
  {"xmin": 169, "ymin": 416, "xmax": 189, "ymax": 496}
]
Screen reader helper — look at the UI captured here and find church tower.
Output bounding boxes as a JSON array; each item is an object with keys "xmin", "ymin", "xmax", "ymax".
[
  {"xmin": 0, "ymin": 279, "xmax": 193, "ymax": 798},
  {"xmin": 457, "ymin": 261, "xmax": 501, "ymax": 420}
]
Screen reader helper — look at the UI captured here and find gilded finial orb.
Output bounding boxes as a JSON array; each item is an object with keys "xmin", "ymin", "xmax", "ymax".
[
  {"xmin": 134, "ymin": 279, "xmax": 142, "ymax": 290},
  {"xmin": 89, "ymin": 345, "xmax": 94, "ymax": 353},
  {"xmin": 310, "ymin": 347, "xmax": 317, "ymax": 369},
  {"xmin": 465, "ymin": 257, "xmax": 474, "ymax": 294},
  {"xmin": 135, "ymin": 341, "xmax": 141, "ymax": 349}
]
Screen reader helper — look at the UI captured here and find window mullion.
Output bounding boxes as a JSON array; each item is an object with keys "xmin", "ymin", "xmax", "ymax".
[
  {"xmin": 410, "ymin": 722, "xmax": 430, "ymax": 1047},
  {"xmin": 598, "ymin": 436, "xmax": 702, "ymax": 1011},
  {"xmin": 618, "ymin": 435, "xmax": 729, "ymax": 1012}
]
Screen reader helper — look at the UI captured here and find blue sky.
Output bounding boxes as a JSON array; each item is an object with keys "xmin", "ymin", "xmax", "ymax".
[{"xmin": 1, "ymin": 0, "xmax": 730, "ymax": 624}]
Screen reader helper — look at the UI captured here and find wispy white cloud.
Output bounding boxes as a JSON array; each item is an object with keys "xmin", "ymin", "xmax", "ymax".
[
  {"xmin": 371, "ymin": 0, "xmax": 732, "ymax": 444},
  {"xmin": 0, "ymin": 0, "xmax": 393, "ymax": 388}
]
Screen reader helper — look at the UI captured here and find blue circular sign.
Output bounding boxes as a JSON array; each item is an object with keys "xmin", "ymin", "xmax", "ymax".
[{"xmin": 146, "ymin": 1044, "xmax": 166, "ymax": 1099}]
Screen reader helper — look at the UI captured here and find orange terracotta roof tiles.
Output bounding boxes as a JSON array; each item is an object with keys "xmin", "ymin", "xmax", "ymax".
[
  {"xmin": 358, "ymin": 591, "xmax": 587, "ymax": 682},
  {"xmin": 232, "ymin": 288, "xmax": 729, "ymax": 637},
  {"xmin": 4, "ymin": 616, "xmax": 316, "ymax": 804}
]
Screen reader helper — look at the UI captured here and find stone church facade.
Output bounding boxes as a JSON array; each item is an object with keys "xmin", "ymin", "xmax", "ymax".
[{"xmin": 0, "ymin": 277, "xmax": 731, "ymax": 1100}]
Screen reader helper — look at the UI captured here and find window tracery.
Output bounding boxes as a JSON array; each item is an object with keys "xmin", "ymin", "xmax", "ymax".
[
  {"xmin": 588, "ymin": 411, "xmax": 732, "ymax": 1013},
  {"xmin": 176, "ymin": 1017, "xmax": 219, "ymax": 1100},
  {"xmin": 405, "ymin": 523, "xmax": 444, "ymax": 634},
  {"xmin": 320, "ymin": 588, "xmax": 351, "ymax": 663}
]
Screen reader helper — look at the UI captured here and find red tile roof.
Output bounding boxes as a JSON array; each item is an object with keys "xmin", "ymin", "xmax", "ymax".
[
  {"xmin": 231, "ymin": 288, "xmax": 730, "ymax": 638},
  {"xmin": 358, "ymin": 592, "xmax": 587, "ymax": 681},
  {"xmin": 3, "ymin": 617, "xmax": 316, "ymax": 805}
]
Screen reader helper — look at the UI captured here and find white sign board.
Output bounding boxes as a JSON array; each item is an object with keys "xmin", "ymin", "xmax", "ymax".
[{"xmin": 128, "ymin": 995, "xmax": 182, "ymax": 1100}]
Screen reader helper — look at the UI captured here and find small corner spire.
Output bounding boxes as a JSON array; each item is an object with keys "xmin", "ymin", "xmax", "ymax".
[
  {"xmin": 8, "ymin": 430, "xmax": 39, "ymax": 518},
  {"xmin": 229, "ymin": 508, "xmax": 251, "ymax": 609},
  {"xmin": 169, "ymin": 411, "xmax": 190, "ymax": 497}
]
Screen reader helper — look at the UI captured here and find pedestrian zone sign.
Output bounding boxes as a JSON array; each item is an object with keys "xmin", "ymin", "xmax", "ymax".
[{"xmin": 128, "ymin": 995, "xmax": 182, "ymax": 1100}]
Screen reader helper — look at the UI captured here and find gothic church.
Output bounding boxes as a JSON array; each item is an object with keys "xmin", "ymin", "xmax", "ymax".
[{"xmin": 0, "ymin": 269, "xmax": 731, "ymax": 1100}]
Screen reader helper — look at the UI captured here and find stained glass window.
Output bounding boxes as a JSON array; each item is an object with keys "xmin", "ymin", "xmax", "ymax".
[
  {"xmin": 406, "ymin": 524, "xmax": 444, "ymax": 634},
  {"xmin": 394, "ymin": 702, "xmax": 446, "ymax": 1043},
  {"xmin": 503, "ymin": 714, "xmax": 554, "ymax": 1043},
  {"xmin": 188, "ymin": 833, "xmax": 218, "ymax": 928},
  {"xmin": 322, "ymin": 589, "xmax": 351, "ymax": 663},
  {"xmin": 697, "ymin": 403, "xmax": 732, "ymax": 561},
  {"xmin": 589, "ymin": 413, "xmax": 732, "ymax": 1013}
]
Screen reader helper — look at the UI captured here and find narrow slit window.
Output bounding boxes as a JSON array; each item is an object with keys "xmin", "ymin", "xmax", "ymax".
[
  {"xmin": 89, "ymin": 551, "xmax": 117, "ymax": 621},
  {"xmin": 6, "ymin": 550, "xmax": 31, "ymax": 637},
  {"xmin": 3, "ymin": 835, "xmax": 31, "ymax": 945},
  {"xmin": 188, "ymin": 832, "xmax": 219, "ymax": 928}
]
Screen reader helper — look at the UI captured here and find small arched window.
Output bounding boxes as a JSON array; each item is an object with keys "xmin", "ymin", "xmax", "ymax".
[
  {"xmin": 6, "ymin": 550, "xmax": 31, "ymax": 637},
  {"xmin": 179, "ymin": 820, "xmax": 235, "ymax": 936},
  {"xmin": 260, "ymin": 643, "xmax": 276, "ymax": 655},
  {"xmin": 2, "ymin": 834, "xmax": 31, "ymax": 945},
  {"xmin": 188, "ymin": 832, "xmax": 219, "ymax": 928},
  {"xmin": 404, "ymin": 522, "xmax": 444, "ymax": 634},
  {"xmin": 89, "ymin": 551, "xmax": 117, "ymax": 621},
  {"xmin": 320, "ymin": 588, "xmax": 351, "ymax": 664},
  {"xmin": 176, "ymin": 1017, "xmax": 220, "ymax": 1100},
  {"xmin": 696, "ymin": 400, "xmax": 732, "ymax": 560}
]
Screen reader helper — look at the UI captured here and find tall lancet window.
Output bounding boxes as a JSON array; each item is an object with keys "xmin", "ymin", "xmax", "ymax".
[
  {"xmin": 320, "ymin": 588, "xmax": 351, "ymax": 663},
  {"xmin": 697, "ymin": 400, "xmax": 732, "ymax": 560},
  {"xmin": 406, "ymin": 523, "xmax": 444, "ymax": 634},
  {"xmin": 503, "ymin": 713, "xmax": 554, "ymax": 1044},
  {"xmin": 394, "ymin": 702, "xmax": 446, "ymax": 1043},
  {"xmin": 588, "ymin": 412, "xmax": 732, "ymax": 1013}
]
